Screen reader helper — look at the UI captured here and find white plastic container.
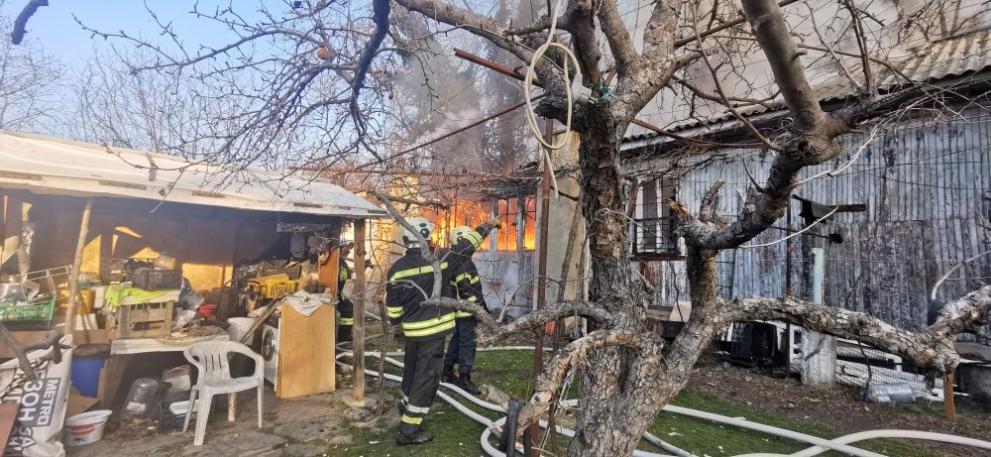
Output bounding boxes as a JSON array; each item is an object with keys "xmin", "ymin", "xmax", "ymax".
[
  {"xmin": 227, "ymin": 317, "xmax": 256, "ymax": 344},
  {"xmin": 163, "ymin": 365, "xmax": 192, "ymax": 394},
  {"xmin": 63, "ymin": 410, "xmax": 112, "ymax": 447}
]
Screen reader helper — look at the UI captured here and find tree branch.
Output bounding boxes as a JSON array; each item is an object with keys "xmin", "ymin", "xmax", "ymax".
[
  {"xmin": 740, "ymin": 0, "xmax": 833, "ymax": 132},
  {"xmin": 0, "ymin": 326, "xmax": 65, "ymax": 381},
  {"xmin": 724, "ymin": 286, "xmax": 991, "ymax": 370},
  {"xmin": 515, "ymin": 329, "xmax": 663, "ymax": 434},
  {"xmin": 393, "ymin": 0, "xmax": 533, "ymax": 67},
  {"xmin": 596, "ymin": 0, "xmax": 638, "ymax": 76},
  {"xmin": 672, "ymin": 0, "xmax": 858, "ymax": 250},
  {"xmin": 10, "ymin": 0, "xmax": 48, "ymax": 45},
  {"xmin": 427, "ymin": 296, "xmax": 613, "ymax": 344},
  {"xmin": 929, "ymin": 286, "xmax": 991, "ymax": 339},
  {"xmin": 369, "ymin": 191, "xmax": 443, "ymax": 298}
]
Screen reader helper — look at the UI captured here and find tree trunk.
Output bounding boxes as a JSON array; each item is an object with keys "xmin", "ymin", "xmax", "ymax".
[
  {"xmin": 566, "ymin": 123, "xmax": 664, "ymax": 456},
  {"xmin": 563, "ymin": 119, "xmax": 732, "ymax": 456}
]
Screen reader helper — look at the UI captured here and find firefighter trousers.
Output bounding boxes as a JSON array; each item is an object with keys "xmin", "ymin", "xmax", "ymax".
[
  {"xmin": 443, "ymin": 317, "xmax": 477, "ymax": 375},
  {"xmin": 399, "ymin": 337, "xmax": 446, "ymax": 436},
  {"xmin": 337, "ymin": 297, "xmax": 353, "ymax": 342}
]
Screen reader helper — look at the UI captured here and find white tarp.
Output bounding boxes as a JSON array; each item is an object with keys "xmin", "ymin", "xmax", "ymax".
[{"xmin": 0, "ymin": 131, "xmax": 386, "ymax": 219}]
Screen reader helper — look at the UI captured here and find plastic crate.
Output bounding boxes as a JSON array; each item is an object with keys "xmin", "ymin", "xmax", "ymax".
[
  {"xmin": 0, "ymin": 297, "xmax": 56, "ymax": 324},
  {"xmin": 131, "ymin": 268, "xmax": 182, "ymax": 291}
]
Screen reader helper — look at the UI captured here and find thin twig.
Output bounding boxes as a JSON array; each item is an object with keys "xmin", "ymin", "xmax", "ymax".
[{"xmin": 930, "ymin": 250, "xmax": 991, "ymax": 302}]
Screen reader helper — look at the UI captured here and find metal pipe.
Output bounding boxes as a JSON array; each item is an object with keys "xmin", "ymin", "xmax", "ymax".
[
  {"xmin": 527, "ymin": 119, "xmax": 554, "ymax": 456},
  {"xmin": 768, "ymin": 226, "xmax": 842, "ymax": 243}
]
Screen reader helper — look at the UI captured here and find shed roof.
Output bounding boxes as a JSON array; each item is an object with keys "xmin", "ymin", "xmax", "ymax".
[
  {"xmin": 0, "ymin": 131, "xmax": 387, "ymax": 219},
  {"xmin": 624, "ymin": 27, "xmax": 991, "ymax": 146}
]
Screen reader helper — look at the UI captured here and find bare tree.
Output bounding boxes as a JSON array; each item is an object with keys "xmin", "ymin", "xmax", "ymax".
[
  {"xmin": 82, "ymin": 0, "xmax": 991, "ymax": 455},
  {"xmin": 70, "ymin": 49, "xmax": 212, "ymax": 157},
  {"xmin": 0, "ymin": 2, "xmax": 59, "ymax": 130}
]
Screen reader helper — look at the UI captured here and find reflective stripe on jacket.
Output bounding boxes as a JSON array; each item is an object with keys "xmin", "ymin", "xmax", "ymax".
[{"xmin": 385, "ymin": 248, "xmax": 456, "ymax": 340}]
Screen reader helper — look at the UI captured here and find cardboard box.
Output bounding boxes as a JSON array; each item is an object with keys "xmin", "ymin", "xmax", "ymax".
[{"xmin": 67, "ymin": 386, "xmax": 99, "ymax": 417}]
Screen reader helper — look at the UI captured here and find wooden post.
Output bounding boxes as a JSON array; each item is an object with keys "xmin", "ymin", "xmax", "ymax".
[
  {"xmin": 528, "ymin": 120, "xmax": 554, "ymax": 456},
  {"xmin": 65, "ymin": 198, "xmax": 93, "ymax": 333},
  {"xmin": 352, "ymin": 219, "xmax": 367, "ymax": 404},
  {"xmin": 801, "ymin": 247, "xmax": 836, "ymax": 387},
  {"xmin": 944, "ymin": 371, "xmax": 956, "ymax": 423},
  {"xmin": 490, "ymin": 199, "xmax": 500, "ymax": 251}
]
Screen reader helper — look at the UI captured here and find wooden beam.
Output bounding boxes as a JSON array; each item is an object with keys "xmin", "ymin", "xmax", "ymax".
[
  {"xmin": 352, "ymin": 219, "xmax": 368, "ymax": 404},
  {"xmin": 65, "ymin": 198, "xmax": 93, "ymax": 333}
]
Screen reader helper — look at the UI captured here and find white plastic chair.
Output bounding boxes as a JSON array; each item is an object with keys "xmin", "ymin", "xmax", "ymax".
[{"xmin": 181, "ymin": 340, "xmax": 264, "ymax": 445}]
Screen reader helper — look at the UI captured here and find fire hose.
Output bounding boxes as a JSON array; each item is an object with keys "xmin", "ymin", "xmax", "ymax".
[{"xmin": 336, "ymin": 348, "xmax": 991, "ymax": 457}]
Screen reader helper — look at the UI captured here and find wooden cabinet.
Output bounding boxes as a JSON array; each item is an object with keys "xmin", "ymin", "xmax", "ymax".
[{"xmin": 273, "ymin": 303, "xmax": 335, "ymax": 398}]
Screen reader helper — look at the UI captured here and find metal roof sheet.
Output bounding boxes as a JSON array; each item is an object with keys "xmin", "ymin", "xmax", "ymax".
[
  {"xmin": 0, "ymin": 130, "xmax": 387, "ymax": 218},
  {"xmin": 625, "ymin": 28, "xmax": 991, "ymax": 143}
]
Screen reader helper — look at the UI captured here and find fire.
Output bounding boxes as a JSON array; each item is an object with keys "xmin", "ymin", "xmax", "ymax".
[
  {"xmin": 423, "ymin": 200, "xmax": 491, "ymax": 248},
  {"xmin": 423, "ymin": 197, "xmax": 535, "ymax": 251}
]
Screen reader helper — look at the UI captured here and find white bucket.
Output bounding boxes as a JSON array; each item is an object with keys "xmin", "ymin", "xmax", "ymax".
[
  {"xmin": 227, "ymin": 317, "xmax": 256, "ymax": 344},
  {"xmin": 63, "ymin": 410, "xmax": 112, "ymax": 447}
]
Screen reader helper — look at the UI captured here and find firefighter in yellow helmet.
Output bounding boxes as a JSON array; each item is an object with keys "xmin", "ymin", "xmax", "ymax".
[{"xmin": 442, "ymin": 218, "xmax": 499, "ymax": 395}]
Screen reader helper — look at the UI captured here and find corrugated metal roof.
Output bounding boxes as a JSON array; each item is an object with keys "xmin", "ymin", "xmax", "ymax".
[
  {"xmin": 0, "ymin": 131, "xmax": 387, "ymax": 218},
  {"xmin": 625, "ymin": 28, "xmax": 991, "ymax": 143}
]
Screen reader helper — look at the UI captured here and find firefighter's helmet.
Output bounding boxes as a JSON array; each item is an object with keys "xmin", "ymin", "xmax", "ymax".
[
  {"xmin": 450, "ymin": 226, "xmax": 483, "ymax": 248},
  {"xmin": 401, "ymin": 217, "xmax": 434, "ymax": 245}
]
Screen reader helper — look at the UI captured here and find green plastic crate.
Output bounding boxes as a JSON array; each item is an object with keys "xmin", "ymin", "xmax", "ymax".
[{"xmin": 0, "ymin": 297, "xmax": 56, "ymax": 322}]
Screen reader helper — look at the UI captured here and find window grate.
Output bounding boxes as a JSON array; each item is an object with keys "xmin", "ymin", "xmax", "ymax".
[{"xmin": 632, "ymin": 216, "xmax": 679, "ymax": 257}]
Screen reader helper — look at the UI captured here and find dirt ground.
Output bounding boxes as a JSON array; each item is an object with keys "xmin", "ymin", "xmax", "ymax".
[
  {"xmin": 65, "ymin": 352, "xmax": 991, "ymax": 457},
  {"xmin": 686, "ymin": 354, "xmax": 991, "ymax": 456},
  {"xmin": 65, "ymin": 387, "xmax": 397, "ymax": 457}
]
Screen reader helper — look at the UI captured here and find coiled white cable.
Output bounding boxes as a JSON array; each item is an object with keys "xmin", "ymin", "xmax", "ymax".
[{"xmin": 523, "ymin": 0, "xmax": 581, "ymax": 196}]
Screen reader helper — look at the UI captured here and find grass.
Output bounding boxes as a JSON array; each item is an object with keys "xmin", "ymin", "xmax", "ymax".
[{"xmin": 326, "ymin": 349, "xmax": 943, "ymax": 457}]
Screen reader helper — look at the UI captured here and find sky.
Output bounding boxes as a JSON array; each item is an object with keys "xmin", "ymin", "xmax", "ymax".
[{"xmin": 1, "ymin": 0, "xmax": 265, "ymax": 66}]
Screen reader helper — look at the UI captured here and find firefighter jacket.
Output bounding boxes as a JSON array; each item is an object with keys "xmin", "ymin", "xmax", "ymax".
[
  {"xmin": 338, "ymin": 257, "xmax": 352, "ymax": 301},
  {"xmin": 385, "ymin": 248, "xmax": 456, "ymax": 341},
  {"xmin": 447, "ymin": 223, "xmax": 495, "ymax": 317}
]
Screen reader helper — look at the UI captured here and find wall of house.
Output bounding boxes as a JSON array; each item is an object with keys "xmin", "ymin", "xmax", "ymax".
[
  {"xmin": 537, "ymin": 132, "xmax": 588, "ymax": 308},
  {"xmin": 630, "ymin": 110, "xmax": 991, "ymax": 329},
  {"xmin": 475, "ymin": 251, "xmax": 534, "ymax": 318}
]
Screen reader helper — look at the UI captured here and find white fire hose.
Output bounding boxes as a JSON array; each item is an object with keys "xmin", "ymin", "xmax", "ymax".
[{"xmin": 337, "ymin": 347, "xmax": 991, "ymax": 457}]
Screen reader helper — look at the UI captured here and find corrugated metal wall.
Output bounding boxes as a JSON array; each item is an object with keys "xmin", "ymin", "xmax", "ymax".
[
  {"xmin": 475, "ymin": 251, "xmax": 534, "ymax": 318},
  {"xmin": 632, "ymin": 111, "xmax": 991, "ymax": 329}
]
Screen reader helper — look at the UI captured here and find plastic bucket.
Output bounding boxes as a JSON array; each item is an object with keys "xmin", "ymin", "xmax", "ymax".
[
  {"xmin": 63, "ymin": 410, "xmax": 112, "ymax": 447},
  {"xmin": 70, "ymin": 356, "xmax": 107, "ymax": 397},
  {"xmin": 227, "ymin": 317, "xmax": 256, "ymax": 344}
]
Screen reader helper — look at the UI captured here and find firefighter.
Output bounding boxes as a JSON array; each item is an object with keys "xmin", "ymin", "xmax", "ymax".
[
  {"xmin": 385, "ymin": 216, "xmax": 456, "ymax": 446},
  {"xmin": 443, "ymin": 219, "xmax": 499, "ymax": 395},
  {"xmin": 336, "ymin": 241, "xmax": 355, "ymax": 343}
]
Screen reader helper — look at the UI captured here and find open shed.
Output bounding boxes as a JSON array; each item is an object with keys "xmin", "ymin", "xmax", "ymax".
[
  {"xmin": 0, "ymin": 130, "xmax": 385, "ymax": 454},
  {"xmin": 0, "ymin": 130, "xmax": 386, "ymax": 298}
]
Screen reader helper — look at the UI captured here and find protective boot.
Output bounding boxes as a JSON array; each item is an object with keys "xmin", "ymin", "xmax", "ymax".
[
  {"xmin": 396, "ymin": 429, "xmax": 434, "ymax": 446},
  {"xmin": 442, "ymin": 365, "xmax": 457, "ymax": 384},
  {"xmin": 456, "ymin": 372, "xmax": 480, "ymax": 395}
]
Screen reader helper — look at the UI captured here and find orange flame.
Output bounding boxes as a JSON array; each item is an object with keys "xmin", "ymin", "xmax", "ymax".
[
  {"xmin": 422, "ymin": 198, "xmax": 535, "ymax": 251},
  {"xmin": 423, "ymin": 200, "xmax": 491, "ymax": 248}
]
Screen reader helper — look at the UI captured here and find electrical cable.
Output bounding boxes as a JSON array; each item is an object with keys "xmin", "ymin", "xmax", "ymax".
[{"xmin": 522, "ymin": 0, "xmax": 581, "ymax": 197}]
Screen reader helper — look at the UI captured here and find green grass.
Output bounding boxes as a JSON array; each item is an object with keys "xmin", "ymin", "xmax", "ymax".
[{"xmin": 326, "ymin": 350, "xmax": 943, "ymax": 457}]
